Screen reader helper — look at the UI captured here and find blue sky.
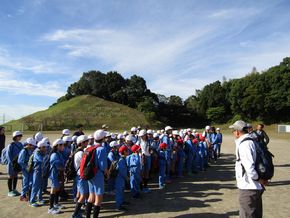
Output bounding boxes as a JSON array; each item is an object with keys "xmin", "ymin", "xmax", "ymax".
[{"xmin": 1, "ymin": 0, "xmax": 290, "ymax": 122}]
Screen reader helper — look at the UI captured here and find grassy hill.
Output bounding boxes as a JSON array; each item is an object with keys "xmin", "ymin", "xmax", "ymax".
[{"xmin": 6, "ymin": 95, "xmax": 151, "ymax": 131}]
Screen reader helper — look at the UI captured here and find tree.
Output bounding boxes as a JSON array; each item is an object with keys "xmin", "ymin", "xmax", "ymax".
[{"xmin": 206, "ymin": 106, "xmax": 226, "ymax": 123}]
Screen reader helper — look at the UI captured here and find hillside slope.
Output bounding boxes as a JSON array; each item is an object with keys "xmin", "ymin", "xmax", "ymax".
[{"xmin": 6, "ymin": 95, "xmax": 151, "ymax": 131}]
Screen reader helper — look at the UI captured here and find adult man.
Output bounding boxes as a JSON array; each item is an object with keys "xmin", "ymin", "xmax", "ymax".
[
  {"xmin": 229, "ymin": 120, "xmax": 268, "ymax": 218},
  {"xmin": 256, "ymin": 124, "xmax": 270, "ymax": 148}
]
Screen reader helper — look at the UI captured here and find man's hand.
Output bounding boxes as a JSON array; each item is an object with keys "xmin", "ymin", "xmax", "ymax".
[{"xmin": 258, "ymin": 179, "xmax": 269, "ymax": 186}]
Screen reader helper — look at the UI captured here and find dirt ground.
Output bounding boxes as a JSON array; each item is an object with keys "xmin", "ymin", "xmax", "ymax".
[{"xmin": 0, "ymin": 133, "xmax": 289, "ymax": 218}]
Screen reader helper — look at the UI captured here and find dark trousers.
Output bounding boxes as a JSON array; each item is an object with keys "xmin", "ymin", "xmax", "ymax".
[{"xmin": 239, "ymin": 189, "xmax": 264, "ymax": 218}]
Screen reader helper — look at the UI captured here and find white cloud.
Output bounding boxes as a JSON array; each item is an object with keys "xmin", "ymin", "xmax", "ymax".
[{"xmin": 0, "ymin": 104, "xmax": 46, "ymax": 123}]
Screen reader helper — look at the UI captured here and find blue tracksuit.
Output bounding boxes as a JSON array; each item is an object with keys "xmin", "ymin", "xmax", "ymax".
[
  {"xmin": 49, "ymin": 151, "xmax": 65, "ymax": 189},
  {"xmin": 197, "ymin": 142, "xmax": 207, "ymax": 170},
  {"xmin": 162, "ymin": 135, "xmax": 172, "ymax": 179},
  {"xmin": 158, "ymin": 149, "xmax": 166, "ymax": 187},
  {"xmin": 7, "ymin": 141, "xmax": 23, "ymax": 177},
  {"xmin": 176, "ymin": 145, "xmax": 185, "ymax": 176},
  {"xmin": 62, "ymin": 145, "xmax": 71, "ymax": 164},
  {"xmin": 88, "ymin": 145, "xmax": 108, "ymax": 195},
  {"xmin": 103, "ymin": 142, "xmax": 111, "ymax": 156},
  {"xmin": 216, "ymin": 133, "xmax": 222, "ymax": 156},
  {"xmin": 18, "ymin": 148, "xmax": 32, "ymax": 197},
  {"xmin": 115, "ymin": 157, "xmax": 127, "ymax": 208},
  {"xmin": 107, "ymin": 150, "xmax": 120, "ymax": 192},
  {"xmin": 126, "ymin": 153, "xmax": 141, "ymax": 197},
  {"xmin": 185, "ymin": 139, "xmax": 197, "ymax": 173},
  {"xmin": 30, "ymin": 150, "xmax": 45, "ymax": 203},
  {"xmin": 211, "ymin": 133, "xmax": 218, "ymax": 161}
]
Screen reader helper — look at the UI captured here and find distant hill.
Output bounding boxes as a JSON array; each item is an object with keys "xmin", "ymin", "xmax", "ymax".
[{"xmin": 6, "ymin": 95, "xmax": 151, "ymax": 131}]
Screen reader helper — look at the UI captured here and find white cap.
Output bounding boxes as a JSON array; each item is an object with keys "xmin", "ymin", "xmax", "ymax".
[
  {"xmin": 35, "ymin": 132, "xmax": 43, "ymax": 142},
  {"xmin": 52, "ymin": 139, "xmax": 64, "ymax": 147},
  {"xmin": 216, "ymin": 128, "xmax": 220, "ymax": 131},
  {"xmin": 109, "ymin": 141, "xmax": 118, "ymax": 147},
  {"xmin": 186, "ymin": 128, "xmax": 192, "ymax": 132},
  {"xmin": 62, "ymin": 129, "xmax": 70, "ymax": 135},
  {"xmin": 147, "ymin": 129, "xmax": 153, "ymax": 134},
  {"xmin": 88, "ymin": 134, "xmax": 94, "ymax": 139},
  {"xmin": 153, "ymin": 133, "xmax": 159, "ymax": 138},
  {"xmin": 106, "ymin": 132, "xmax": 112, "ymax": 137},
  {"xmin": 165, "ymin": 126, "xmax": 173, "ymax": 131},
  {"xmin": 131, "ymin": 127, "xmax": 137, "ymax": 132},
  {"xmin": 205, "ymin": 126, "xmax": 211, "ymax": 130},
  {"xmin": 94, "ymin": 130, "xmax": 107, "ymax": 141},
  {"xmin": 26, "ymin": 137, "xmax": 36, "ymax": 146},
  {"xmin": 193, "ymin": 129, "xmax": 197, "ymax": 133},
  {"xmin": 138, "ymin": 129, "xmax": 147, "ymax": 137},
  {"xmin": 123, "ymin": 131, "xmax": 128, "ymax": 135},
  {"xmin": 117, "ymin": 134, "xmax": 124, "ymax": 140},
  {"xmin": 125, "ymin": 135, "xmax": 133, "ymax": 141},
  {"xmin": 63, "ymin": 136, "xmax": 73, "ymax": 142},
  {"xmin": 111, "ymin": 133, "xmax": 116, "ymax": 139},
  {"xmin": 77, "ymin": 135, "xmax": 88, "ymax": 145},
  {"xmin": 172, "ymin": 130, "xmax": 179, "ymax": 135},
  {"xmin": 41, "ymin": 137, "xmax": 50, "ymax": 144},
  {"xmin": 229, "ymin": 120, "xmax": 247, "ymax": 131},
  {"xmin": 37, "ymin": 141, "xmax": 46, "ymax": 148},
  {"xmin": 72, "ymin": 135, "xmax": 78, "ymax": 142},
  {"xmin": 12, "ymin": 131, "xmax": 22, "ymax": 138},
  {"xmin": 179, "ymin": 131, "xmax": 185, "ymax": 138},
  {"xmin": 161, "ymin": 129, "xmax": 165, "ymax": 133}
]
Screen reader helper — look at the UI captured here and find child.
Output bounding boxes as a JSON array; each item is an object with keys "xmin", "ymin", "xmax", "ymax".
[
  {"xmin": 107, "ymin": 140, "xmax": 120, "ymax": 195},
  {"xmin": 30, "ymin": 140, "xmax": 47, "ymax": 207},
  {"xmin": 18, "ymin": 137, "xmax": 35, "ymax": 201},
  {"xmin": 115, "ymin": 145, "xmax": 129, "ymax": 211},
  {"xmin": 158, "ymin": 143, "xmax": 167, "ymax": 189},
  {"xmin": 126, "ymin": 144, "xmax": 141, "ymax": 198},
  {"xmin": 197, "ymin": 136, "xmax": 207, "ymax": 171},
  {"xmin": 7, "ymin": 131, "xmax": 23, "ymax": 197},
  {"xmin": 48, "ymin": 139, "xmax": 65, "ymax": 215},
  {"xmin": 72, "ymin": 135, "xmax": 89, "ymax": 218},
  {"xmin": 176, "ymin": 139, "xmax": 185, "ymax": 178}
]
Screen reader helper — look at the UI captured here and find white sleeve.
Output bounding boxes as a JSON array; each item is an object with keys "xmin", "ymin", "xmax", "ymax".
[{"xmin": 74, "ymin": 151, "xmax": 83, "ymax": 172}]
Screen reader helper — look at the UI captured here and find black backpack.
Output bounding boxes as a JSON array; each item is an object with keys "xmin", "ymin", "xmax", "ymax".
[
  {"xmin": 238, "ymin": 137, "xmax": 274, "ymax": 180},
  {"xmin": 42, "ymin": 154, "xmax": 51, "ymax": 178},
  {"xmin": 65, "ymin": 149, "xmax": 81, "ymax": 181}
]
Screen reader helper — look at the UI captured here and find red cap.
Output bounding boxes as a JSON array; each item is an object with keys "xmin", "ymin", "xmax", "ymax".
[
  {"xmin": 119, "ymin": 145, "xmax": 127, "ymax": 154},
  {"xmin": 192, "ymin": 139, "xmax": 198, "ymax": 144},
  {"xmin": 177, "ymin": 139, "xmax": 183, "ymax": 145},
  {"xmin": 159, "ymin": 143, "xmax": 167, "ymax": 149},
  {"xmin": 131, "ymin": 144, "xmax": 141, "ymax": 153},
  {"xmin": 199, "ymin": 135, "xmax": 205, "ymax": 141},
  {"xmin": 195, "ymin": 133, "xmax": 200, "ymax": 138}
]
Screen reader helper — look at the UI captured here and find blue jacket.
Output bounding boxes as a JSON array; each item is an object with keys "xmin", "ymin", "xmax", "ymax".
[
  {"xmin": 108, "ymin": 150, "xmax": 120, "ymax": 166},
  {"xmin": 33, "ymin": 149, "xmax": 45, "ymax": 173},
  {"xmin": 157, "ymin": 150, "xmax": 166, "ymax": 166},
  {"xmin": 94, "ymin": 146, "xmax": 108, "ymax": 173},
  {"xmin": 126, "ymin": 153, "xmax": 141, "ymax": 174},
  {"xmin": 116, "ymin": 157, "xmax": 127, "ymax": 180},
  {"xmin": 216, "ymin": 133, "xmax": 223, "ymax": 144},
  {"xmin": 7, "ymin": 141, "xmax": 23, "ymax": 163},
  {"xmin": 49, "ymin": 151, "xmax": 64, "ymax": 179},
  {"xmin": 18, "ymin": 148, "xmax": 32, "ymax": 169},
  {"xmin": 62, "ymin": 146, "xmax": 71, "ymax": 164}
]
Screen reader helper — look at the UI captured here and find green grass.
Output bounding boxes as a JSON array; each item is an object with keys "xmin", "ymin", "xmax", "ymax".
[{"xmin": 5, "ymin": 95, "xmax": 151, "ymax": 131}]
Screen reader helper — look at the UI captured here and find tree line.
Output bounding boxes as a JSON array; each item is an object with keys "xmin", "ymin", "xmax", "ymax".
[{"xmin": 54, "ymin": 57, "xmax": 290, "ymax": 126}]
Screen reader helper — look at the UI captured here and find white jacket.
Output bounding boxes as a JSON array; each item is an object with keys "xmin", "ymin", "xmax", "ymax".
[{"xmin": 235, "ymin": 134, "xmax": 263, "ymax": 190}]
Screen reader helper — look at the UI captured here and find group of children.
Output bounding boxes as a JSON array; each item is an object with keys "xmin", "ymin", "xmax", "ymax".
[{"xmin": 1, "ymin": 124, "xmax": 223, "ymax": 217}]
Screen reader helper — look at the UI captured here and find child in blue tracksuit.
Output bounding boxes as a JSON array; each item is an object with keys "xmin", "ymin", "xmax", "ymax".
[
  {"xmin": 18, "ymin": 137, "xmax": 35, "ymax": 201},
  {"xmin": 161, "ymin": 131, "xmax": 173, "ymax": 182},
  {"xmin": 7, "ymin": 131, "xmax": 23, "ymax": 197},
  {"xmin": 126, "ymin": 144, "xmax": 141, "ymax": 198},
  {"xmin": 30, "ymin": 141, "xmax": 47, "ymax": 207},
  {"xmin": 115, "ymin": 146, "xmax": 129, "ymax": 211},
  {"xmin": 176, "ymin": 139, "xmax": 185, "ymax": 177},
  {"xmin": 48, "ymin": 139, "xmax": 65, "ymax": 215},
  {"xmin": 107, "ymin": 141, "xmax": 120, "ymax": 194},
  {"xmin": 185, "ymin": 137, "xmax": 198, "ymax": 175},
  {"xmin": 216, "ymin": 128, "xmax": 223, "ymax": 158},
  {"xmin": 211, "ymin": 127, "xmax": 218, "ymax": 163},
  {"xmin": 197, "ymin": 138, "xmax": 207, "ymax": 171},
  {"xmin": 158, "ymin": 143, "xmax": 167, "ymax": 189}
]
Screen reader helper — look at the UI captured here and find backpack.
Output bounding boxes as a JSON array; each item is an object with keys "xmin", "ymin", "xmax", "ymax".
[
  {"xmin": 1, "ymin": 146, "xmax": 8, "ymax": 165},
  {"xmin": 27, "ymin": 153, "xmax": 35, "ymax": 173},
  {"xmin": 79, "ymin": 145, "xmax": 101, "ymax": 180},
  {"xmin": 238, "ymin": 137, "xmax": 274, "ymax": 180},
  {"xmin": 65, "ymin": 149, "xmax": 82, "ymax": 181},
  {"xmin": 42, "ymin": 154, "xmax": 51, "ymax": 178},
  {"xmin": 107, "ymin": 160, "xmax": 119, "ymax": 179}
]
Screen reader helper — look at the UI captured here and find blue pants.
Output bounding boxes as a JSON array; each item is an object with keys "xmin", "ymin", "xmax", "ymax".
[
  {"xmin": 30, "ymin": 171, "xmax": 43, "ymax": 203},
  {"xmin": 176, "ymin": 155, "xmax": 184, "ymax": 176},
  {"xmin": 186, "ymin": 153, "xmax": 197, "ymax": 173},
  {"xmin": 159, "ymin": 164, "xmax": 166, "ymax": 187},
  {"xmin": 129, "ymin": 173, "xmax": 140, "ymax": 197},
  {"xmin": 88, "ymin": 171, "xmax": 105, "ymax": 195},
  {"xmin": 21, "ymin": 169, "xmax": 32, "ymax": 197},
  {"xmin": 107, "ymin": 177, "xmax": 116, "ymax": 192},
  {"xmin": 115, "ymin": 177, "xmax": 125, "ymax": 208}
]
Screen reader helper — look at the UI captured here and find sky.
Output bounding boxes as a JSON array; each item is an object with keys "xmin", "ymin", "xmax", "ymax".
[{"xmin": 1, "ymin": 0, "xmax": 290, "ymax": 123}]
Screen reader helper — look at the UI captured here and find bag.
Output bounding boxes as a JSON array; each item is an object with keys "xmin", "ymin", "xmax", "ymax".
[
  {"xmin": 107, "ymin": 160, "xmax": 119, "ymax": 179},
  {"xmin": 80, "ymin": 145, "xmax": 101, "ymax": 180},
  {"xmin": 65, "ymin": 150, "xmax": 81, "ymax": 181},
  {"xmin": 238, "ymin": 137, "xmax": 274, "ymax": 180},
  {"xmin": 1, "ymin": 146, "xmax": 8, "ymax": 165},
  {"xmin": 42, "ymin": 154, "xmax": 51, "ymax": 178},
  {"xmin": 12, "ymin": 155, "xmax": 22, "ymax": 172},
  {"xmin": 27, "ymin": 153, "xmax": 34, "ymax": 173}
]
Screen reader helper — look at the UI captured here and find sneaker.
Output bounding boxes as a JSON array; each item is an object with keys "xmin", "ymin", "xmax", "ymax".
[
  {"xmin": 37, "ymin": 200, "xmax": 45, "ymax": 206},
  {"xmin": 54, "ymin": 203, "xmax": 65, "ymax": 209},
  {"xmin": 13, "ymin": 190, "xmax": 21, "ymax": 196},
  {"xmin": 8, "ymin": 191, "xmax": 17, "ymax": 197},
  {"xmin": 20, "ymin": 196, "xmax": 28, "ymax": 201},
  {"xmin": 30, "ymin": 202, "xmax": 40, "ymax": 207},
  {"xmin": 48, "ymin": 207, "xmax": 61, "ymax": 215}
]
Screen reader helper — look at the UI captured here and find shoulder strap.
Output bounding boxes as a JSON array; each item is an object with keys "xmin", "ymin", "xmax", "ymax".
[{"xmin": 237, "ymin": 137, "xmax": 255, "ymax": 177}]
